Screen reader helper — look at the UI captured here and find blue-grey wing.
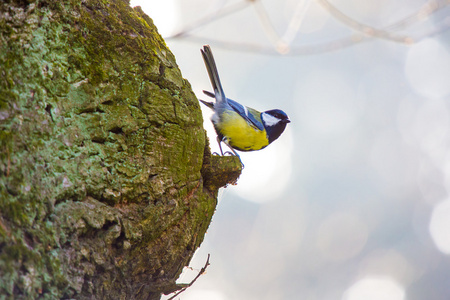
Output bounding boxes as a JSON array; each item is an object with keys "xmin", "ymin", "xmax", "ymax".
[
  {"xmin": 203, "ymin": 90, "xmax": 264, "ymax": 131},
  {"xmin": 227, "ymin": 99, "xmax": 264, "ymax": 131}
]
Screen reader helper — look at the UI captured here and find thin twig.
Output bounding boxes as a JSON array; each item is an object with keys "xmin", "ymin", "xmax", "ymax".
[
  {"xmin": 166, "ymin": 1, "xmax": 251, "ymax": 39},
  {"xmin": 252, "ymin": 0, "xmax": 282, "ymax": 47},
  {"xmin": 316, "ymin": 0, "xmax": 450, "ymax": 44},
  {"xmin": 281, "ymin": 0, "xmax": 313, "ymax": 46},
  {"xmin": 167, "ymin": 254, "xmax": 211, "ymax": 300},
  {"xmin": 316, "ymin": 0, "xmax": 415, "ymax": 43}
]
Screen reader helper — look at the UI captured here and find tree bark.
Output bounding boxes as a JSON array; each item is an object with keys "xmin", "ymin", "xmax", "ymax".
[{"xmin": 0, "ymin": 0, "xmax": 241, "ymax": 298}]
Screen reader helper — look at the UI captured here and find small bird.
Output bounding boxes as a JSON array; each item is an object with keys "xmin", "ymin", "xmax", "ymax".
[{"xmin": 199, "ymin": 45, "xmax": 290, "ymax": 159}]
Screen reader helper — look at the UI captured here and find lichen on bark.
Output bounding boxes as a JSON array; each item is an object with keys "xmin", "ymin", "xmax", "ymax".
[{"xmin": 0, "ymin": 0, "xmax": 241, "ymax": 299}]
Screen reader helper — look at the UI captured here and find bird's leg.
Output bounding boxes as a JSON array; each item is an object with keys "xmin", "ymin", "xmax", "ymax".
[
  {"xmin": 223, "ymin": 140, "xmax": 244, "ymax": 168},
  {"xmin": 217, "ymin": 136, "xmax": 224, "ymax": 156},
  {"xmin": 214, "ymin": 136, "xmax": 244, "ymax": 167},
  {"xmin": 219, "ymin": 137, "xmax": 237, "ymax": 156}
]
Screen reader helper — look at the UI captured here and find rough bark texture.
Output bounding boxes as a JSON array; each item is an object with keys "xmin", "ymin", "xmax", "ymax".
[{"xmin": 0, "ymin": 0, "xmax": 241, "ymax": 299}]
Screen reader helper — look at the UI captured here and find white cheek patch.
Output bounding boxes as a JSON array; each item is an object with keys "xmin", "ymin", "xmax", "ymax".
[{"xmin": 261, "ymin": 112, "xmax": 280, "ymax": 127}]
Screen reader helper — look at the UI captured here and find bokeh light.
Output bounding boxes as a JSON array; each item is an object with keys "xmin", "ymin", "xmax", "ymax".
[
  {"xmin": 182, "ymin": 289, "xmax": 227, "ymax": 300},
  {"xmin": 343, "ymin": 276, "xmax": 405, "ymax": 300},
  {"xmin": 316, "ymin": 212, "xmax": 368, "ymax": 262},
  {"xmin": 429, "ymin": 199, "xmax": 450, "ymax": 255},
  {"xmin": 295, "ymin": 69, "xmax": 361, "ymax": 136},
  {"xmin": 358, "ymin": 249, "xmax": 417, "ymax": 285},
  {"xmin": 405, "ymin": 38, "xmax": 450, "ymax": 99},
  {"xmin": 129, "ymin": 0, "xmax": 179, "ymax": 37},
  {"xmin": 230, "ymin": 129, "xmax": 293, "ymax": 203}
]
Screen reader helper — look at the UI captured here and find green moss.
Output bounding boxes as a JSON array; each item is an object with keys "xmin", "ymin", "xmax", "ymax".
[{"xmin": 1, "ymin": 0, "xmax": 241, "ymax": 298}]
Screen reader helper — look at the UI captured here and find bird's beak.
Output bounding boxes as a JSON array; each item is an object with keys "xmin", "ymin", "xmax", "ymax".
[{"xmin": 284, "ymin": 119, "xmax": 291, "ymax": 124}]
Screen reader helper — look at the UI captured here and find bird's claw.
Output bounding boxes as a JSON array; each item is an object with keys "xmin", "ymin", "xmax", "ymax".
[{"xmin": 211, "ymin": 150, "xmax": 244, "ymax": 168}]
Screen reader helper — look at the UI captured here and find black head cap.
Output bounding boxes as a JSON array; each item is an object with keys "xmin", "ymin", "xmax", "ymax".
[{"xmin": 262, "ymin": 109, "xmax": 290, "ymax": 144}]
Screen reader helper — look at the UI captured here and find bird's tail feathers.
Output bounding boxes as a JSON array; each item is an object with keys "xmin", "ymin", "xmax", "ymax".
[
  {"xmin": 199, "ymin": 99, "xmax": 214, "ymax": 110},
  {"xmin": 201, "ymin": 45, "xmax": 226, "ymax": 103},
  {"xmin": 203, "ymin": 90, "xmax": 215, "ymax": 98}
]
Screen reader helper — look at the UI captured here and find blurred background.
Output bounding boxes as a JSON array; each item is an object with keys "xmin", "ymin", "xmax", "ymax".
[{"xmin": 130, "ymin": 1, "xmax": 450, "ymax": 299}]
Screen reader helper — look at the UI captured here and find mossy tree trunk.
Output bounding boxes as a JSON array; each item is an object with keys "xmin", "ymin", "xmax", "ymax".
[{"xmin": 0, "ymin": 0, "xmax": 241, "ymax": 299}]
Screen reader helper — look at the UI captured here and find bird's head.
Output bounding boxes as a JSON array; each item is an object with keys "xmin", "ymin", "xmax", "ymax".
[{"xmin": 261, "ymin": 109, "xmax": 290, "ymax": 144}]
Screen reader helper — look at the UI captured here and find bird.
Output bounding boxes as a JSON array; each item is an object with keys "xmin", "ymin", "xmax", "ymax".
[{"xmin": 199, "ymin": 45, "xmax": 290, "ymax": 160}]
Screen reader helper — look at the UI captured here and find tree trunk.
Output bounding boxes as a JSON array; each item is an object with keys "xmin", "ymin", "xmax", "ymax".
[{"xmin": 0, "ymin": 0, "xmax": 241, "ymax": 298}]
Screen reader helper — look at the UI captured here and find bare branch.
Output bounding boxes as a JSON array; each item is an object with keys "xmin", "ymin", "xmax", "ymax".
[
  {"xmin": 168, "ymin": 0, "xmax": 450, "ymax": 55},
  {"xmin": 166, "ymin": 1, "xmax": 251, "ymax": 39},
  {"xmin": 316, "ymin": 0, "xmax": 415, "ymax": 44},
  {"xmin": 167, "ymin": 254, "xmax": 211, "ymax": 300}
]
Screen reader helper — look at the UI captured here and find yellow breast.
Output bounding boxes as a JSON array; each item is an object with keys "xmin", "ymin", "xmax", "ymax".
[{"xmin": 215, "ymin": 110, "xmax": 269, "ymax": 151}]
